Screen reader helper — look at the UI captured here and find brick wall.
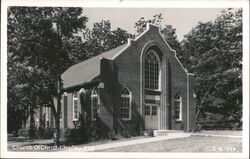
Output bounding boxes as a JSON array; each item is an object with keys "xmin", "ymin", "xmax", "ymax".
[
  {"xmin": 58, "ymin": 24, "xmax": 196, "ymax": 134},
  {"xmin": 110, "ymin": 24, "xmax": 194, "ymax": 132}
]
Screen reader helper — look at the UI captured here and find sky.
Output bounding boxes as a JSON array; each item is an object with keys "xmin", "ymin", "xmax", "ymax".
[{"xmin": 82, "ymin": 8, "xmax": 225, "ymax": 41}]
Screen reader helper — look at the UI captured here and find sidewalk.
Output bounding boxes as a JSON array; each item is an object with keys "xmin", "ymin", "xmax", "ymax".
[{"xmin": 80, "ymin": 133, "xmax": 190, "ymax": 152}]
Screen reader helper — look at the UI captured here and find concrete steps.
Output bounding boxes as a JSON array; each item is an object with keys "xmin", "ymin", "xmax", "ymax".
[{"xmin": 153, "ymin": 130, "xmax": 183, "ymax": 136}]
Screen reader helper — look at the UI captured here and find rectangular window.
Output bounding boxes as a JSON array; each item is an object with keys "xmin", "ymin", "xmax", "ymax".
[
  {"xmin": 120, "ymin": 97, "xmax": 130, "ymax": 118},
  {"xmin": 92, "ymin": 96, "xmax": 98, "ymax": 119},
  {"xmin": 73, "ymin": 93, "xmax": 78, "ymax": 120},
  {"xmin": 120, "ymin": 88, "xmax": 131, "ymax": 120},
  {"xmin": 174, "ymin": 99, "xmax": 181, "ymax": 120},
  {"xmin": 144, "ymin": 105, "xmax": 150, "ymax": 115},
  {"xmin": 152, "ymin": 106, "xmax": 157, "ymax": 115}
]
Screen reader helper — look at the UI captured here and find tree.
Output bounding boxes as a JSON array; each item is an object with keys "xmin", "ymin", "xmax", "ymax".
[
  {"xmin": 83, "ymin": 20, "xmax": 134, "ymax": 57},
  {"xmin": 181, "ymin": 8, "xmax": 242, "ymax": 125},
  {"xmin": 134, "ymin": 14, "xmax": 181, "ymax": 58},
  {"xmin": 134, "ymin": 14, "xmax": 163, "ymax": 35},
  {"xmin": 7, "ymin": 7, "xmax": 88, "ymax": 145}
]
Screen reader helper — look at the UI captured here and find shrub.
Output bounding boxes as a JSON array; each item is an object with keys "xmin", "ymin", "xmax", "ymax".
[
  {"xmin": 18, "ymin": 128, "xmax": 29, "ymax": 137},
  {"xmin": 143, "ymin": 129, "xmax": 154, "ymax": 137},
  {"xmin": 61, "ymin": 128, "xmax": 89, "ymax": 144},
  {"xmin": 194, "ymin": 123, "xmax": 202, "ymax": 132},
  {"xmin": 108, "ymin": 130, "xmax": 117, "ymax": 140},
  {"xmin": 37, "ymin": 127, "xmax": 54, "ymax": 139},
  {"xmin": 147, "ymin": 129, "xmax": 154, "ymax": 137},
  {"xmin": 121, "ymin": 130, "xmax": 131, "ymax": 138}
]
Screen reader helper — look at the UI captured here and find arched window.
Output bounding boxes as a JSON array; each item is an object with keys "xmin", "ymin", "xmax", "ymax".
[
  {"xmin": 120, "ymin": 88, "xmax": 132, "ymax": 120},
  {"xmin": 174, "ymin": 93, "xmax": 182, "ymax": 121},
  {"xmin": 91, "ymin": 89, "xmax": 100, "ymax": 120},
  {"xmin": 73, "ymin": 92, "xmax": 78, "ymax": 120},
  {"xmin": 144, "ymin": 50, "xmax": 160, "ymax": 90}
]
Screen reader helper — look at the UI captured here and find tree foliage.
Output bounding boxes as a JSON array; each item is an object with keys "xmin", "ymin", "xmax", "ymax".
[
  {"xmin": 181, "ymin": 9, "xmax": 242, "ymax": 124},
  {"xmin": 7, "ymin": 7, "xmax": 88, "ymax": 143},
  {"xmin": 134, "ymin": 14, "xmax": 181, "ymax": 58},
  {"xmin": 83, "ymin": 20, "xmax": 134, "ymax": 58}
]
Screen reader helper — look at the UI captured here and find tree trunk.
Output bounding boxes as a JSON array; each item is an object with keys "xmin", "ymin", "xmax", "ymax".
[
  {"xmin": 54, "ymin": 92, "xmax": 62, "ymax": 146},
  {"xmin": 54, "ymin": 23, "xmax": 62, "ymax": 146},
  {"xmin": 29, "ymin": 105, "xmax": 35, "ymax": 138}
]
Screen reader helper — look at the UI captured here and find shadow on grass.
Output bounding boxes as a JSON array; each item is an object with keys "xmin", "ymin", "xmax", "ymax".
[{"xmin": 8, "ymin": 137, "xmax": 37, "ymax": 142}]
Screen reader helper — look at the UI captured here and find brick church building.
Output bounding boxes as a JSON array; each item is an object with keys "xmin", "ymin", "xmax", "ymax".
[{"xmin": 38, "ymin": 23, "xmax": 196, "ymax": 136}]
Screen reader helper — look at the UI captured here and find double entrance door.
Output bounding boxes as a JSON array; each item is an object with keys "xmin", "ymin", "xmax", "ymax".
[
  {"xmin": 144, "ymin": 95, "xmax": 160, "ymax": 130},
  {"xmin": 144, "ymin": 104, "xmax": 159, "ymax": 130}
]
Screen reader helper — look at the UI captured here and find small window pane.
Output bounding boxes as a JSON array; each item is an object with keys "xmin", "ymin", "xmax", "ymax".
[
  {"xmin": 145, "ymin": 105, "xmax": 150, "ymax": 115},
  {"xmin": 152, "ymin": 106, "xmax": 157, "ymax": 115},
  {"xmin": 73, "ymin": 92, "xmax": 78, "ymax": 120},
  {"xmin": 174, "ymin": 93, "xmax": 182, "ymax": 120},
  {"xmin": 120, "ymin": 88, "xmax": 131, "ymax": 119},
  {"xmin": 91, "ymin": 89, "xmax": 100, "ymax": 120}
]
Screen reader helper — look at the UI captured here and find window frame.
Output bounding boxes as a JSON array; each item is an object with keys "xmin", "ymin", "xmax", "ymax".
[
  {"xmin": 144, "ymin": 50, "xmax": 161, "ymax": 91},
  {"xmin": 91, "ymin": 89, "xmax": 100, "ymax": 121},
  {"xmin": 174, "ymin": 93, "xmax": 182, "ymax": 121},
  {"xmin": 72, "ymin": 92, "xmax": 78, "ymax": 121},
  {"xmin": 144, "ymin": 103, "xmax": 158, "ymax": 116},
  {"xmin": 120, "ymin": 87, "xmax": 132, "ymax": 121}
]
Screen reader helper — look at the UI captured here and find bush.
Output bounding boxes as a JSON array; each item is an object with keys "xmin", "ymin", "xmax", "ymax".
[
  {"xmin": 28, "ymin": 128, "xmax": 37, "ymax": 138},
  {"xmin": 143, "ymin": 129, "xmax": 154, "ymax": 137},
  {"xmin": 18, "ymin": 128, "xmax": 29, "ymax": 137},
  {"xmin": 194, "ymin": 123, "xmax": 202, "ymax": 132},
  {"xmin": 147, "ymin": 129, "xmax": 154, "ymax": 137},
  {"xmin": 108, "ymin": 130, "xmax": 117, "ymax": 140},
  {"xmin": 37, "ymin": 127, "xmax": 54, "ymax": 139},
  {"xmin": 61, "ymin": 128, "xmax": 88, "ymax": 144},
  {"xmin": 121, "ymin": 130, "xmax": 131, "ymax": 138}
]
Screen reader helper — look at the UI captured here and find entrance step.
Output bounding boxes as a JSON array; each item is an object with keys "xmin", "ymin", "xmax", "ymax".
[{"xmin": 153, "ymin": 130, "xmax": 183, "ymax": 136}]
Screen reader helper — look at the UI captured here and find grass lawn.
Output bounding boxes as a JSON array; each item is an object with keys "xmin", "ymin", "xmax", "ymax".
[
  {"xmin": 7, "ymin": 131, "xmax": 242, "ymax": 152},
  {"xmin": 97, "ymin": 135, "xmax": 242, "ymax": 152},
  {"xmin": 7, "ymin": 134, "xmax": 147, "ymax": 152}
]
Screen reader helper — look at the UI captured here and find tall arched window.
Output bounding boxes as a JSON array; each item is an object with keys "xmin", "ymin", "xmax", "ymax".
[
  {"xmin": 73, "ymin": 92, "xmax": 78, "ymax": 121},
  {"xmin": 145, "ymin": 50, "xmax": 160, "ymax": 90},
  {"xmin": 120, "ymin": 88, "xmax": 132, "ymax": 120},
  {"xmin": 174, "ymin": 93, "xmax": 182, "ymax": 121},
  {"xmin": 91, "ymin": 89, "xmax": 100, "ymax": 120}
]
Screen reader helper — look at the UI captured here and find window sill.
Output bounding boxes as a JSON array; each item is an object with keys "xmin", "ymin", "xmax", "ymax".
[{"xmin": 121, "ymin": 118, "xmax": 131, "ymax": 121}]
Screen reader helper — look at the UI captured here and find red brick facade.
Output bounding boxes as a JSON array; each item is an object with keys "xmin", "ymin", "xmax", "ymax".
[{"xmin": 43, "ymin": 24, "xmax": 196, "ymax": 135}]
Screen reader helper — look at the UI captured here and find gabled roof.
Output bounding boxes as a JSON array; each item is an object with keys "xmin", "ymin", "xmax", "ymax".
[
  {"xmin": 62, "ymin": 44, "xmax": 127, "ymax": 89},
  {"xmin": 62, "ymin": 23, "xmax": 187, "ymax": 90}
]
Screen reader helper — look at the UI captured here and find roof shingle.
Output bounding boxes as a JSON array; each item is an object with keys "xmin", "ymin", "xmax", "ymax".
[{"xmin": 62, "ymin": 44, "xmax": 127, "ymax": 89}]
